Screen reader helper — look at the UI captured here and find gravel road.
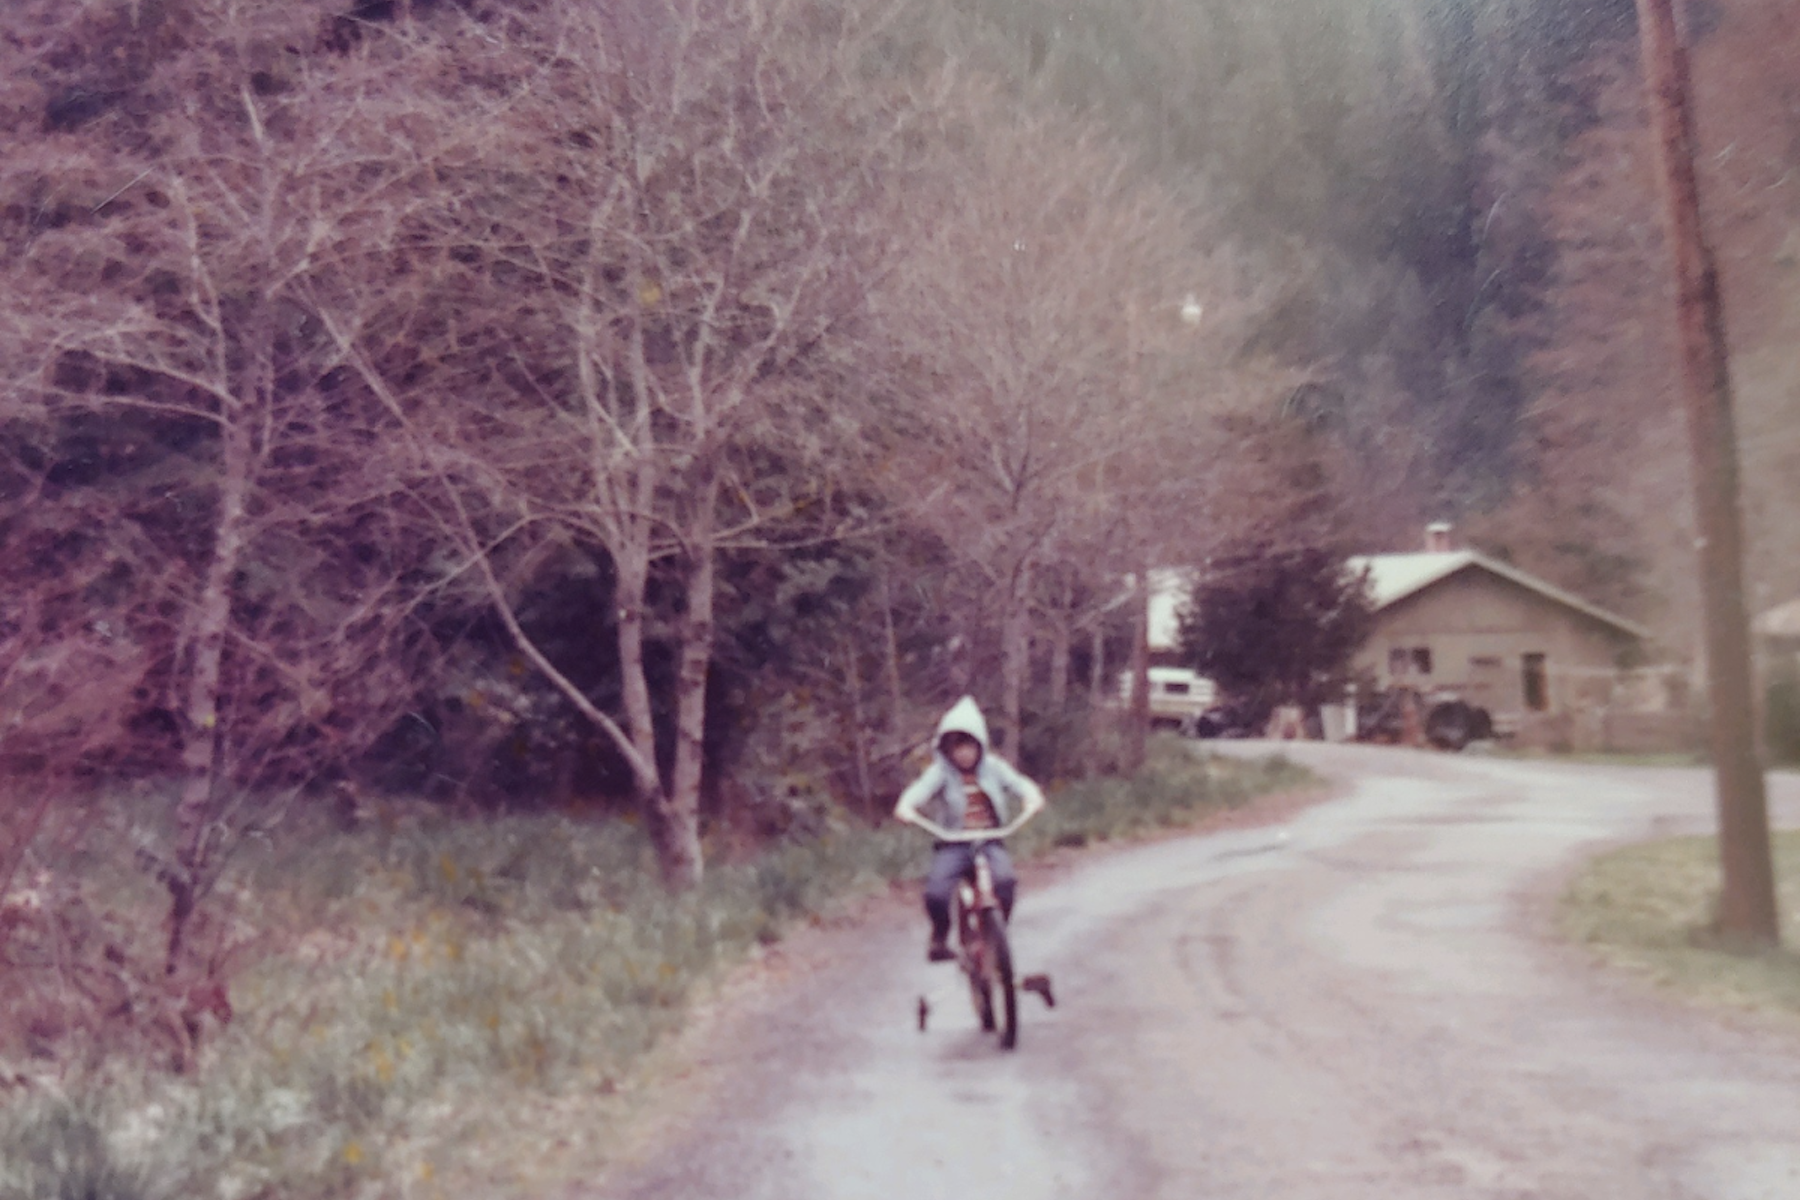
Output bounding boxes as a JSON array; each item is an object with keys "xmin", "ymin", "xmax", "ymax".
[{"xmin": 594, "ymin": 745, "xmax": 1800, "ymax": 1200}]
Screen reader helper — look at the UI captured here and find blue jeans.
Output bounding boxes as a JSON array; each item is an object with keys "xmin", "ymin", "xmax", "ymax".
[{"xmin": 924, "ymin": 842, "xmax": 1016, "ymax": 942}]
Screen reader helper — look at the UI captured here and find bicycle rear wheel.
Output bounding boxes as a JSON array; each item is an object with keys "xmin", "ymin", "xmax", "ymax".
[{"xmin": 981, "ymin": 909, "xmax": 1018, "ymax": 1050}]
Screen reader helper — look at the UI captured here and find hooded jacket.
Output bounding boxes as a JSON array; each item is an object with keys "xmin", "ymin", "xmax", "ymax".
[{"xmin": 893, "ymin": 696, "xmax": 1046, "ymax": 834}]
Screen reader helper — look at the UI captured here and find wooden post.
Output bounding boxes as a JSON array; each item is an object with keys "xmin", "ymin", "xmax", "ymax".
[
  {"xmin": 1635, "ymin": 0, "xmax": 1779, "ymax": 943},
  {"xmin": 1126, "ymin": 566, "xmax": 1151, "ymax": 774}
]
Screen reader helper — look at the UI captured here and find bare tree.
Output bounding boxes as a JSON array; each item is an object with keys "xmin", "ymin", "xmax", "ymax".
[
  {"xmin": 875, "ymin": 92, "xmax": 1275, "ymax": 754},
  {"xmin": 327, "ymin": 0, "xmax": 916, "ymax": 887},
  {"xmin": 1480, "ymin": 6, "xmax": 1800, "ymax": 651},
  {"xmin": 0, "ymin": 0, "xmax": 452, "ymax": 988}
]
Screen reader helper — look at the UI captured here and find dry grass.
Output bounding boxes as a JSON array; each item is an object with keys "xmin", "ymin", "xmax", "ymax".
[
  {"xmin": 1558, "ymin": 830, "xmax": 1800, "ymax": 1023},
  {"xmin": 1491, "ymin": 749, "xmax": 1709, "ymax": 769}
]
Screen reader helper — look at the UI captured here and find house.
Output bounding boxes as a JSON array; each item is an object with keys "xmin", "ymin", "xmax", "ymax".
[
  {"xmin": 1753, "ymin": 597, "xmax": 1800, "ymax": 663},
  {"xmin": 1146, "ymin": 567, "xmax": 1194, "ymax": 658},
  {"xmin": 1349, "ymin": 524, "xmax": 1651, "ymax": 731},
  {"xmin": 1144, "ymin": 531, "xmax": 1667, "ymax": 746}
]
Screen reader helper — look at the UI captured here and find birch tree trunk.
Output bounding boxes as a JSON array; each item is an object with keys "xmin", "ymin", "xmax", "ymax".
[
  {"xmin": 1048, "ymin": 578, "xmax": 1072, "ymax": 713},
  {"xmin": 1000, "ymin": 561, "xmax": 1033, "ymax": 757},
  {"xmin": 169, "ymin": 408, "xmax": 253, "ymax": 973},
  {"xmin": 612, "ymin": 529, "xmax": 665, "ymax": 823},
  {"xmin": 879, "ymin": 563, "xmax": 905, "ymax": 736},
  {"xmin": 842, "ymin": 635, "xmax": 876, "ymax": 817},
  {"xmin": 664, "ymin": 481, "xmax": 720, "ymax": 889},
  {"xmin": 1091, "ymin": 626, "xmax": 1108, "ymax": 707}
]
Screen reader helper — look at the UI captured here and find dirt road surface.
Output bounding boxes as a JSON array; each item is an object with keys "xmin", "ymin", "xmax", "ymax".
[{"xmin": 594, "ymin": 744, "xmax": 1800, "ymax": 1200}]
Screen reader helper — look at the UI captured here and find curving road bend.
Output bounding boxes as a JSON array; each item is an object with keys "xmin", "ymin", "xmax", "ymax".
[{"xmin": 596, "ymin": 744, "xmax": 1800, "ymax": 1200}]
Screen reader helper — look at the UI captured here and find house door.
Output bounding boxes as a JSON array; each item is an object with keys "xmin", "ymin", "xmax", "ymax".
[{"xmin": 1521, "ymin": 652, "xmax": 1549, "ymax": 711}]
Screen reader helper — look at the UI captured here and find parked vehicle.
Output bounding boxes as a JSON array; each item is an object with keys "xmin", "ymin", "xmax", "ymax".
[
  {"xmin": 1187, "ymin": 695, "xmax": 1271, "ymax": 739},
  {"xmin": 1118, "ymin": 667, "xmax": 1218, "ymax": 731},
  {"xmin": 1355, "ymin": 685, "xmax": 1494, "ymax": 751}
]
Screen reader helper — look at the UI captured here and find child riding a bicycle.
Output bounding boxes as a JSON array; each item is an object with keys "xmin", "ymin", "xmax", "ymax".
[{"xmin": 893, "ymin": 696, "xmax": 1046, "ymax": 963}]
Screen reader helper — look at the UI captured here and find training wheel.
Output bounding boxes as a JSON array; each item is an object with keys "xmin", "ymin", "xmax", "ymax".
[{"xmin": 917, "ymin": 995, "xmax": 930, "ymax": 1030}]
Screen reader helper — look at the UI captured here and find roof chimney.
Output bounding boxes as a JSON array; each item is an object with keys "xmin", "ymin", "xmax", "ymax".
[{"xmin": 1424, "ymin": 521, "xmax": 1453, "ymax": 553}]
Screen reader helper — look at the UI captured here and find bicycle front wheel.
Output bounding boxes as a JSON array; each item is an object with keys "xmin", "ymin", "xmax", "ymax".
[
  {"xmin": 981, "ymin": 908, "xmax": 1018, "ymax": 1049},
  {"xmin": 968, "ymin": 968, "xmax": 995, "ymax": 1031}
]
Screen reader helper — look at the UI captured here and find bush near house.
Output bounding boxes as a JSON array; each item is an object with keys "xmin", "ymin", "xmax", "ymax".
[{"xmin": 1765, "ymin": 664, "xmax": 1800, "ymax": 767}]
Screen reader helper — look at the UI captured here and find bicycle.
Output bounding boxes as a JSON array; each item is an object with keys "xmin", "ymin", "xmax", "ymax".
[{"xmin": 911, "ymin": 816, "xmax": 1054, "ymax": 1050}]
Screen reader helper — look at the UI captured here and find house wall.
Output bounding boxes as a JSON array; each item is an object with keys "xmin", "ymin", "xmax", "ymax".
[{"xmin": 1351, "ymin": 569, "xmax": 1636, "ymax": 719}]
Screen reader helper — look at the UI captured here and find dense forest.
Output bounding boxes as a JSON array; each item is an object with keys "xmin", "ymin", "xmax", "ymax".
[
  {"xmin": 962, "ymin": 0, "xmax": 1799, "ymax": 635},
  {"xmin": 2, "ymin": 0, "xmax": 1796, "ymax": 920}
]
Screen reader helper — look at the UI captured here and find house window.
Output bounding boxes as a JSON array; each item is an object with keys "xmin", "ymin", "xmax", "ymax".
[
  {"xmin": 1522, "ymin": 653, "xmax": 1548, "ymax": 711},
  {"xmin": 1162, "ymin": 681, "xmax": 1191, "ymax": 695},
  {"xmin": 1389, "ymin": 646, "xmax": 1433, "ymax": 677}
]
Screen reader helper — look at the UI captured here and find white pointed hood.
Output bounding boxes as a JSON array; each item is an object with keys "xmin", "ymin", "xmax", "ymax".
[{"xmin": 933, "ymin": 695, "xmax": 990, "ymax": 760}]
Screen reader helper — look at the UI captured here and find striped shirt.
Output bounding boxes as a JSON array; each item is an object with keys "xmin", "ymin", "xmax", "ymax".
[{"xmin": 961, "ymin": 777, "xmax": 999, "ymax": 830}]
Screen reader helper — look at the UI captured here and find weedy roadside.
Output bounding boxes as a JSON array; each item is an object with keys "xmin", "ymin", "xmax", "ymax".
[
  {"xmin": 1559, "ymin": 830, "xmax": 1800, "ymax": 1024},
  {"xmin": 0, "ymin": 741, "xmax": 1305, "ymax": 1200}
]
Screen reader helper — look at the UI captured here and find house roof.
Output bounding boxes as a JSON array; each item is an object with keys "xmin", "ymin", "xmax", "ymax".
[
  {"xmin": 1347, "ymin": 550, "xmax": 1651, "ymax": 642},
  {"xmin": 1147, "ymin": 567, "xmax": 1192, "ymax": 651},
  {"xmin": 1755, "ymin": 597, "xmax": 1800, "ymax": 639}
]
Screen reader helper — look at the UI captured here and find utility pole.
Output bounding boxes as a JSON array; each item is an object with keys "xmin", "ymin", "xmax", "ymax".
[
  {"xmin": 1634, "ymin": 0, "xmax": 1779, "ymax": 944},
  {"xmin": 1123, "ymin": 296, "xmax": 1151, "ymax": 775},
  {"xmin": 1119, "ymin": 294, "xmax": 1199, "ymax": 776}
]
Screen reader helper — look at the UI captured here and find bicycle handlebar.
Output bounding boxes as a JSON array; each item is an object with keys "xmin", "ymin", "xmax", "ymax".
[{"xmin": 904, "ymin": 811, "xmax": 1036, "ymax": 843}]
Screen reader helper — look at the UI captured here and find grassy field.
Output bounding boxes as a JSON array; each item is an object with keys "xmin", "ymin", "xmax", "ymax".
[
  {"xmin": 1558, "ymin": 830, "xmax": 1800, "ymax": 1023},
  {"xmin": 0, "ymin": 738, "xmax": 1308, "ymax": 1200}
]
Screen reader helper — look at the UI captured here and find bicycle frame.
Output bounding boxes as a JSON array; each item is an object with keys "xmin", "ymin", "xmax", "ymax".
[
  {"xmin": 950, "ymin": 842, "xmax": 1013, "ymax": 1044},
  {"xmin": 954, "ymin": 846, "xmax": 1003, "ymax": 968},
  {"xmin": 908, "ymin": 813, "xmax": 1052, "ymax": 1047}
]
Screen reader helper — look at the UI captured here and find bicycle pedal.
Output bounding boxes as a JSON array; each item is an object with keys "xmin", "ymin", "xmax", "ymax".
[{"xmin": 1021, "ymin": 973, "xmax": 1055, "ymax": 1008}]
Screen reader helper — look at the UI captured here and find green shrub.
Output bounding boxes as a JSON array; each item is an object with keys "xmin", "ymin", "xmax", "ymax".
[{"xmin": 1765, "ymin": 667, "xmax": 1800, "ymax": 766}]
